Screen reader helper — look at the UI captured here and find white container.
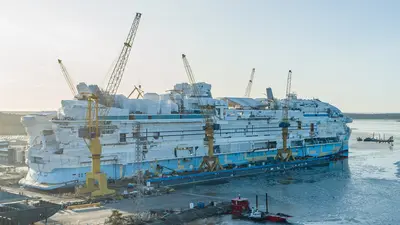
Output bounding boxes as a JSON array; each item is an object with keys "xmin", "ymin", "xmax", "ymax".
[{"xmin": 189, "ymin": 203, "xmax": 194, "ymax": 209}]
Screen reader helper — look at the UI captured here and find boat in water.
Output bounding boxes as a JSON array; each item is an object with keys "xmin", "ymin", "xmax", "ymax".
[
  {"xmin": 231, "ymin": 193, "xmax": 293, "ymax": 223},
  {"xmin": 19, "ymin": 82, "xmax": 352, "ymax": 190}
]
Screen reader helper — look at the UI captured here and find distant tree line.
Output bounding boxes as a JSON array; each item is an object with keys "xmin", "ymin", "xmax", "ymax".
[
  {"xmin": 0, "ymin": 112, "xmax": 26, "ymax": 135},
  {"xmin": 344, "ymin": 113, "xmax": 400, "ymax": 120}
]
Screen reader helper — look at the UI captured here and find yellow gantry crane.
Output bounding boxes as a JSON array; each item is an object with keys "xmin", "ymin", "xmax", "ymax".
[
  {"xmin": 78, "ymin": 12, "xmax": 142, "ymax": 197},
  {"xmin": 244, "ymin": 68, "xmax": 255, "ymax": 98},
  {"xmin": 58, "ymin": 59, "xmax": 78, "ymax": 98},
  {"xmin": 181, "ymin": 54, "xmax": 222, "ymax": 172},
  {"xmin": 275, "ymin": 70, "xmax": 295, "ymax": 161}
]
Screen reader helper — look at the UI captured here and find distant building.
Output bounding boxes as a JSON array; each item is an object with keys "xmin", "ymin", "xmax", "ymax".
[{"xmin": 0, "ymin": 139, "xmax": 26, "ymax": 165}]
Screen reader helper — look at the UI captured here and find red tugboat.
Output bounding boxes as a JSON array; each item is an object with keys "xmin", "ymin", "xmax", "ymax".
[{"xmin": 231, "ymin": 193, "xmax": 292, "ymax": 223}]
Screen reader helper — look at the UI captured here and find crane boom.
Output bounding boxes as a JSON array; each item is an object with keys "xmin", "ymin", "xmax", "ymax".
[
  {"xmin": 102, "ymin": 12, "xmax": 142, "ymax": 115},
  {"xmin": 244, "ymin": 68, "xmax": 255, "ymax": 97},
  {"xmin": 283, "ymin": 70, "xmax": 292, "ymax": 119},
  {"xmin": 58, "ymin": 59, "xmax": 78, "ymax": 97},
  {"xmin": 181, "ymin": 54, "xmax": 222, "ymax": 172}
]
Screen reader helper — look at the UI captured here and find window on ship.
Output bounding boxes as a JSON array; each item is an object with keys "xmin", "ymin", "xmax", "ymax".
[
  {"xmin": 297, "ymin": 121, "xmax": 302, "ymax": 129},
  {"xmin": 267, "ymin": 141, "xmax": 277, "ymax": 149},
  {"xmin": 291, "ymin": 140, "xmax": 303, "ymax": 147},
  {"xmin": 304, "ymin": 138, "xmax": 313, "ymax": 145},
  {"xmin": 120, "ymin": 133, "xmax": 127, "ymax": 143},
  {"xmin": 33, "ymin": 157, "xmax": 44, "ymax": 164},
  {"xmin": 213, "ymin": 145, "xmax": 221, "ymax": 154}
]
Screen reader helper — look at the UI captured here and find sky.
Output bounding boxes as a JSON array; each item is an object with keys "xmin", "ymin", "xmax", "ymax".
[{"xmin": 0, "ymin": 0, "xmax": 399, "ymax": 113}]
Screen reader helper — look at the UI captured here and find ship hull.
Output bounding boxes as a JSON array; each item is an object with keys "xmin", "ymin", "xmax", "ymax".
[{"xmin": 20, "ymin": 141, "xmax": 348, "ymax": 190}]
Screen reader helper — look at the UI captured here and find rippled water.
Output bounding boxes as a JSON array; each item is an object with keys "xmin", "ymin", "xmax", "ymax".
[{"xmin": 187, "ymin": 120, "xmax": 400, "ymax": 225}]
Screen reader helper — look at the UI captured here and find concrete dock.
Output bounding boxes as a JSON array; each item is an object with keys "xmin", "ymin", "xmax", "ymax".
[{"xmin": 35, "ymin": 190, "xmax": 233, "ymax": 224}]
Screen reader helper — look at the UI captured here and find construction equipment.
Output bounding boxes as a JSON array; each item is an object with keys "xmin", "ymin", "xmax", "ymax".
[
  {"xmin": 78, "ymin": 12, "xmax": 142, "ymax": 197},
  {"xmin": 66, "ymin": 202, "xmax": 101, "ymax": 210},
  {"xmin": 101, "ymin": 12, "xmax": 142, "ymax": 116},
  {"xmin": 181, "ymin": 54, "xmax": 222, "ymax": 172},
  {"xmin": 127, "ymin": 85, "xmax": 144, "ymax": 99},
  {"xmin": 58, "ymin": 59, "xmax": 78, "ymax": 97},
  {"xmin": 275, "ymin": 70, "xmax": 295, "ymax": 161},
  {"xmin": 244, "ymin": 68, "xmax": 255, "ymax": 97}
]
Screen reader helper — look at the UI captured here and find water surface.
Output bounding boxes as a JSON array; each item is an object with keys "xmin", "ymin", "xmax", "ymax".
[{"xmin": 187, "ymin": 120, "xmax": 400, "ymax": 225}]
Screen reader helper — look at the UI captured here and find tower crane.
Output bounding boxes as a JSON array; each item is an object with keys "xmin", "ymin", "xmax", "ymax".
[
  {"xmin": 275, "ymin": 70, "xmax": 295, "ymax": 161},
  {"xmin": 127, "ymin": 85, "xmax": 144, "ymax": 99},
  {"xmin": 58, "ymin": 59, "xmax": 78, "ymax": 98},
  {"xmin": 78, "ymin": 12, "xmax": 142, "ymax": 197},
  {"xmin": 244, "ymin": 68, "xmax": 255, "ymax": 98},
  {"xmin": 181, "ymin": 54, "xmax": 222, "ymax": 172}
]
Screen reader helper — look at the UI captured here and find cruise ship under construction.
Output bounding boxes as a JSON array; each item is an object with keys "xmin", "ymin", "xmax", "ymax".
[{"xmin": 18, "ymin": 12, "xmax": 352, "ymax": 191}]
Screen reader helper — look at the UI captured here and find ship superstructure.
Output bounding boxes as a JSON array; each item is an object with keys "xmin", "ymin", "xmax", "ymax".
[{"xmin": 19, "ymin": 82, "xmax": 352, "ymax": 190}]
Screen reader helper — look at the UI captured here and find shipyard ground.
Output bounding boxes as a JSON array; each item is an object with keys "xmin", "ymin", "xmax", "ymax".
[
  {"xmin": 0, "ymin": 181, "xmax": 231, "ymax": 224},
  {"xmin": 46, "ymin": 192, "xmax": 230, "ymax": 224},
  {"xmin": 0, "ymin": 157, "xmax": 347, "ymax": 224}
]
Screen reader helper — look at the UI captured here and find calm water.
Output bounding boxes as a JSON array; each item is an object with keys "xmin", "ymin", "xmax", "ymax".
[{"xmin": 188, "ymin": 120, "xmax": 400, "ymax": 225}]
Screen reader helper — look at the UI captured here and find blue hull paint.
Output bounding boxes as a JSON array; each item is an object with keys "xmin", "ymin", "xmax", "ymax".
[{"xmin": 21, "ymin": 142, "xmax": 348, "ymax": 190}]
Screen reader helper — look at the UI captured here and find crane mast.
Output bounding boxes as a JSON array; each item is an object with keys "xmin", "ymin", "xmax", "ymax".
[
  {"xmin": 78, "ymin": 13, "xmax": 142, "ymax": 197},
  {"xmin": 276, "ymin": 70, "xmax": 295, "ymax": 161},
  {"xmin": 58, "ymin": 59, "xmax": 78, "ymax": 97},
  {"xmin": 244, "ymin": 68, "xmax": 255, "ymax": 98},
  {"xmin": 181, "ymin": 54, "xmax": 222, "ymax": 172}
]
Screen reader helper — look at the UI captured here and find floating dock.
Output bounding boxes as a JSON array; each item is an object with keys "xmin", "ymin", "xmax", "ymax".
[{"xmin": 147, "ymin": 151, "xmax": 347, "ymax": 187}]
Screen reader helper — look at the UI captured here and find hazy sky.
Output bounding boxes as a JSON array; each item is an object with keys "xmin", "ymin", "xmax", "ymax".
[{"xmin": 1, "ymin": 0, "xmax": 399, "ymax": 112}]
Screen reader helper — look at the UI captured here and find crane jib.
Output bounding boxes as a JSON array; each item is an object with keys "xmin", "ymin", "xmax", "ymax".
[{"xmin": 101, "ymin": 12, "xmax": 142, "ymax": 117}]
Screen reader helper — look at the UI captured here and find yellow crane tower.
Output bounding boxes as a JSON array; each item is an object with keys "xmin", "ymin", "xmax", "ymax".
[
  {"xmin": 181, "ymin": 54, "xmax": 222, "ymax": 172},
  {"xmin": 58, "ymin": 59, "xmax": 78, "ymax": 98},
  {"xmin": 244, "ymin": 68, "xmax": 255, "ymax": 98},
  {"xmin": 78, "ymin": 12, "xmax": 142, "ymax": 197},
  {"xmin": 275, "ymin": 70, "xmax": 295, "ymax": 161}
]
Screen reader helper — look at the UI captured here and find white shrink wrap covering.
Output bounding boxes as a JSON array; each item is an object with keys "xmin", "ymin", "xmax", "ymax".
[
  {"xmin": 159, "ymin": 100, "xmax": 172, "ymax": 114},
  {"xmin": 159, "ymin": 94, "xmax": 171, "ymax": 101},
  {"xmin": 138, "ymin": 99, "xmax": 158, "ymax": 114},
  {"xmin": 123, "ymin": 99, "xmax": 139, "ymax": 113},
  {"xmin": 60, "ymin": 100, "xmax": 88, "ymax": 120},
  {"xmin": 107, "ymin": 107, "xmax": 129, "ymax": 117},
  {"xmin": 143, "ymin": 93, "xmax": 159, "ymax": 102},
  {"xmin": 59, "ymin": 100, "xmax": 129, "ymax": 120},
  {"xmin": 174, "ymin": 83, "xmax": 191, "ymax": 95},
  {"xmin": 114, "ymin": 94, "xmax": 127, "ymax": 108},
  {"xmin": 170, "ymin": 102, "xmax": 179, "ymax": 112},
  {"xmin": 76, "ymin": 82, "xmax": 91, "ymax": 95}
]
